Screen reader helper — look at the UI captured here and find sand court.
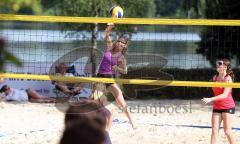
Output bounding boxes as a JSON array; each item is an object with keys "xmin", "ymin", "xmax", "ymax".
[{"xmin": 0, "ymin": 100, "xmax": 239, "ymax": 144}]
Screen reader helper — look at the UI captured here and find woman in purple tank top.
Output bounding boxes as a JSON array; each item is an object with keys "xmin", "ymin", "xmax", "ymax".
[{"xmin": 97, "ymin": 23, "xmax": 136, "ymax": 129}]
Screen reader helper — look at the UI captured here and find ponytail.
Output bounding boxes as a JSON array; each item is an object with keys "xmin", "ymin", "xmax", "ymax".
[{"xmin": 226, "ymin": 66, "xmax": 234, "ymax": 81}]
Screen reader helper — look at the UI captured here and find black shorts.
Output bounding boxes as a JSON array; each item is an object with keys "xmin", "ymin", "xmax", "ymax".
[
  {"xmin": 213, "ymin": 108, "xmax": 235, "ymax": 114},
  {"xmin": 97, "ymin": 73, "xmax": 116, "ymax": 88}
]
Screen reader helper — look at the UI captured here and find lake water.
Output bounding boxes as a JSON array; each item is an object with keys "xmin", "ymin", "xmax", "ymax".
[{"xmin": 0, "ymin": 29, "xmax": 212, "ymax": 74}]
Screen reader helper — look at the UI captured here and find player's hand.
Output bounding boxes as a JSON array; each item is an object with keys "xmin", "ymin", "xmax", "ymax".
[
  {"xmin": 107, "ymin": 23, "xmax": 114, "ymax": 26},
  {"xmin": 0, "ymin": 78, "xmax": 4, "ymax": 84},
  {"xmin": 201, "ymin": 97, "xmax": 212, "ymax": 104},
  {"xmin": 118, "ymin": 59, "xmax": 124, "ymax": 65},
  {"xmin": 112, "ymin": 65, "xmax": 118, "ymax": 72}
]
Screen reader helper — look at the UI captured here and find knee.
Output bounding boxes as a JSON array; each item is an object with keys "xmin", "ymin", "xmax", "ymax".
[
  {"xmin": 26, "ymin": 88, "xmax": 33, "ymax": 92},
  {"xmin": 212, "ymin": 127, "xmax": 219, "ymax": 135},
  {"xmin": 224, "ymin": 129, "xmax": 232, "ymax": 136}
]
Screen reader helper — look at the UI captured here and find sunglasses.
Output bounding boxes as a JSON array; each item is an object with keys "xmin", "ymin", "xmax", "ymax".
[
  {"xmin": 216, "ymin": 61, "xmax": 224, "ymax": 66},
  {"xmin": 117, "ymin": 40, "xmax": 127, "ymax": 45}
]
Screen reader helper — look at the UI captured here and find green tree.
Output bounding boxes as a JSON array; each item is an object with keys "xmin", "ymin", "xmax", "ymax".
[
  {"xmin": 56, "ymin": 0, "xmax": 156, "ymax": 75},
  {"xmin": 0, "ymin": 39, "xmax": 22, "ymax": 72},
  {"xmin": 155, "ymin": 0, "xmax": 184, "ymax": 18},
  {"xmin": 194, "ymin": 0, "xmax": 240, "ymax": 66},
  {"xmin": 0, "ymin": 0, "xmax": 42, "ymax": 14},
  {"xmin": 40, "ymin": 0, "xmax": 64, "ymax": 15},
  {"xmin": 182, "ymin": 0, "xmax": 205, "ymax": 18}
]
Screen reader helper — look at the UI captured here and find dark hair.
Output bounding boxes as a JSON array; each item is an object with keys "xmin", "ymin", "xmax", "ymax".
[
  {"xmin": 0, "ymin": 85, "xmax": 9, "ymax": 93},
  {"xmin": 62, "ymin": 100, "xmax": 108, "ymax": 144},
  {"xmin": 56, "ymin": 62, "xmax": 67, "ymax": 73},
  {"xmin": 64, "ymin": 100, "xmax": 108, "ymax": 130},
  {"xmin": 60, "ymin": 121, "xmax": 105, "ymax": 144},
  {"xmin": 217, "ymin": 58, "xmax": 235, "ymax": 81}
]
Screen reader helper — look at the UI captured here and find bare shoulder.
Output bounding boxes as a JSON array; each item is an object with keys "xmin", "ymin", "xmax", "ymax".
[{"xmin": 225, "ymin": 75, "xmax": 233, "ymax": 82}]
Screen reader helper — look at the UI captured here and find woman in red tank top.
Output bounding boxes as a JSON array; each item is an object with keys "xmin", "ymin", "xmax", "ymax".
[{"xmin": 202, "ymin": 58, "xmax": 236, "ymax": 144}]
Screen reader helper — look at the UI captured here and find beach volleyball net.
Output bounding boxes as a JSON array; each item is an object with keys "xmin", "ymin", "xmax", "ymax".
[{"xmin": 0, "ymin": 14, "xmax": 240, "ymax": 99}]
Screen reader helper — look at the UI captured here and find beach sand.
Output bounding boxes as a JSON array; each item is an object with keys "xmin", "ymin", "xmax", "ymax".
[{"xmin": 0, "ymin": 100, "xmax": 239, "ymax": 144}]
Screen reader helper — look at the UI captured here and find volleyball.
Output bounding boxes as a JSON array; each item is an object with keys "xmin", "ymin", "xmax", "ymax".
[{"xmin": 109, "ymin": 6, "xmax": 123, "ymax": 18}]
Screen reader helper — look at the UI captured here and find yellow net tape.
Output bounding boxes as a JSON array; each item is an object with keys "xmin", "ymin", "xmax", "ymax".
[
  {"xmin": 1, "ymin": 73, "xmax": 240, "ymax": 88},
  {"xmin": 0, "ymin": 14, "xmax": 240, "ymax": 26}
]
